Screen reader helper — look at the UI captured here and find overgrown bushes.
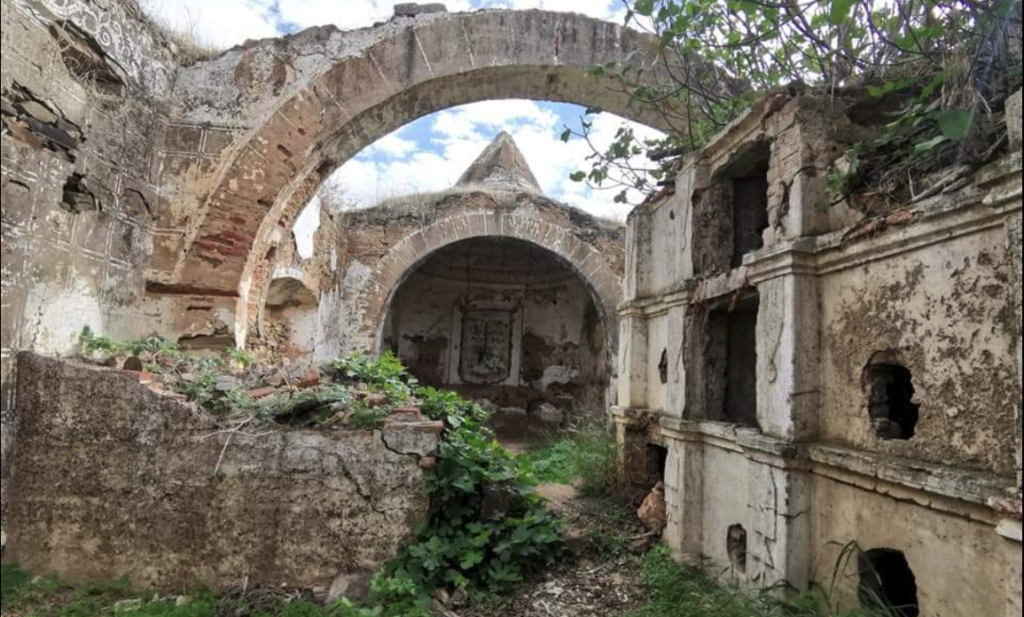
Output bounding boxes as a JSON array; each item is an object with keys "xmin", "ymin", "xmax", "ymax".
[{"xmin": 378, "ymin": 386, "xmax": 563, "ymax": 595}]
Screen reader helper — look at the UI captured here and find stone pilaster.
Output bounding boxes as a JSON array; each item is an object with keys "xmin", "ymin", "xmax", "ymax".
[
  {"xmin": 617, "ymin": 313, "xmax": 650, "ymax": 410},
  {"xmin": 1009, "ymin": 212, "xmax": 1023, "ymax": 486},
  {"xmin": 750, "ymin": 247, "xmax": 821, "ymax": 441},
  {"xmin": 746, "ymin": 456, "xmax": 812, "ymax": 592},
  {"xmin": 662, "ymin": 430, "xmax": 705, "ymax": 556}
]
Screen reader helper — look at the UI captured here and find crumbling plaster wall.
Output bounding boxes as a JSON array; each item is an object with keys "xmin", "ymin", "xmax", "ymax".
[
  {"xmin": 328, "ymin": 191, "xmax": 625, "ymax": 363},
  {"xmin": 388, "ymin": 266, "xmax": 597, "ymax": 411},
  {"xmin": 616, "ymin": 87, "xmax": 1023, "ymax": 610},
  {"xmin": 5, "ymin": 353, "xmax": 439, "ymax": 591},
  {"xmin": 820, "ymin": 222, "xmax": 1018, "ymax": 475},
  {"xmin": 1, "ymin": 0, "xmax": 184, "ymax": 526},
  {"xmin": 812, "ymin": 475, "xmax": 1006, "ymax": 617}
]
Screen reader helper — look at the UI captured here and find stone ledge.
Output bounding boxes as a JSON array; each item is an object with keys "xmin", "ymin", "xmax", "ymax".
[
  {"xmin": 623, "ymin": 408, "xmax": 1016, "ymax": 513},
  {"xmin": 809, "ymin": 444, "xmax": 1015, "ymax": 509},
  {"xmin": 997, "ymin": 519, "xmax": 1022, "ymax": 543}
]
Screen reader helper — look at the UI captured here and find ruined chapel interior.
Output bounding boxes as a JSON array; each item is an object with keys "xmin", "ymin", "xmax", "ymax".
[{"xmin": 0, "ymin": 1, "xmax": 1021, "ymax": 617}]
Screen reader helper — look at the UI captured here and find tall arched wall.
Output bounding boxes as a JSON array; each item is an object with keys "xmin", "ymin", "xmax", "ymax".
[
  {"xmin": 155, "ymin": 9, "xmax": 663, "ymax": 301},
  {"xmin": 318, "ymin": 191, "xmax": 625, "ymax": 405},
  {"xmin": 0, "ymin": 1, "xmax": 658, "ymax": 529}
]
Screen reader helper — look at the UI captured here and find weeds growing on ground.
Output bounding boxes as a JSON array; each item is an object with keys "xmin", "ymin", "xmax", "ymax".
[
  {"xmin": 623, "ymin": 548, "xmax": 897, "ymax": 617},
  {"xmin": 528, "ymin": 425, "xmax": 618, "ymax": 497}
]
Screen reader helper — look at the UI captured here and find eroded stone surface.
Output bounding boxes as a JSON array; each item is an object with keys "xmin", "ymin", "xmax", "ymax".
[
  {"xmin": 5, "ymin": 353, "xmax": 436, "ymax": 590},
  {"xmin": 615, "ymin": 86, "xmax": 1023, "ymax": 614}
]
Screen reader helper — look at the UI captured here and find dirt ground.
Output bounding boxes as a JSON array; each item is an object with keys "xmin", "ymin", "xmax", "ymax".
[{"xmin": 462, "ymin": 484, "xmax": 650, "ymax": 617}]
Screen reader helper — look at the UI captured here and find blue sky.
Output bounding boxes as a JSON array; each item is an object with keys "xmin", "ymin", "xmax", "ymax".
[{"xmin": 141, "ymin": 0, "xmax": 658, "ymax": 234}]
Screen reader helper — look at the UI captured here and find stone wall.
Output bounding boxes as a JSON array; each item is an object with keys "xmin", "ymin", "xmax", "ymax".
[
  {"xmin": 616, "ymin": 87, "xmax": 1023, "ymax": 614},
  {"xmin": 1, "ymin": 0, "xmax": 184, "ymax": 527},
  {"xmin": 4, "ymin": 353, "xmax": 439, "ymax": 592},
  {"xmin": 385, "ymin": 238, "xmax": 605, "ymax": 413}
]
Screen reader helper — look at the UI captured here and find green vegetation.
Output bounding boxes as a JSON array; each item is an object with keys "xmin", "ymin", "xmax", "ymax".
[
  {"xmin": 1, "ymin": 566, "xmax": 31, "ymax": 606},
  {"xmin": 381, "ymin": 386, "xmax": 563, "ymax": 593},
  {"xmin": 568, "ymin": 0, "xmax": 1020, "ymax": 206},
  {"xmin": 527, "ymin": 426, "xmax": 618, "ymax": 497},
  {"xmin": 624, "ymin": 548, "xmax": 894, "ymax": 617},
  {"xmin": 332, "ymin": 352, "xmax": 416, "ymax": 405}
]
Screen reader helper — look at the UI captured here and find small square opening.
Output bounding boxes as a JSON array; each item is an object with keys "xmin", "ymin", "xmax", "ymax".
[{"xmin": 864, "ymin": 356, "xmax": 921, "ymax": 441}]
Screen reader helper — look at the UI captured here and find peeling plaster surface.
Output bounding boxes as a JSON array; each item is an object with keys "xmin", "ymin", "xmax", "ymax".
[{"xmin": 615, "ymin": 89, "xmax": 1024, "ymax": 612}]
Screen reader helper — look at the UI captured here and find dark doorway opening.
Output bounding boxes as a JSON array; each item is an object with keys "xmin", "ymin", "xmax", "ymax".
[
  {"xmin": 727, "ymin": 525, "xmax": 748, "ymax": 575},
  {"xmin": 646, "ymin": 444, "xmax": 669, "ymax": 487},
  {"xmin": 858, "ymin": 549, "xmax": 921, "ymax": 617}
]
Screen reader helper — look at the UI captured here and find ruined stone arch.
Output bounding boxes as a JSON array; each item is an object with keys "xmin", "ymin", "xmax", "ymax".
[
  {"xmin": 350, "ymin": 205, "xmax": 623, "ymax": 357},
  {"xmin": 160, "ymin": 9, "xmax": 663, "ymax": 342}
]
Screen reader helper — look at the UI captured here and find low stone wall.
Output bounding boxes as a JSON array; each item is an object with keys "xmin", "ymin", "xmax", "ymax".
[{"xmin": 3, "ymin": 353, "xmax": 441, "ymax": 594}]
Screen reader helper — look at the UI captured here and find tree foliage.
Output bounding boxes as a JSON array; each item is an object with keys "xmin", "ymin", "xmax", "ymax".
[{"xmin": 570, "ymin": 0, "xmax": 1022, "ymax": 204}]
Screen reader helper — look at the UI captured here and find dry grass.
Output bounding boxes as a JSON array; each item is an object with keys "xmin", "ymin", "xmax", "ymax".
[{"xmin": 135, "ymin": 0, "xmax": 222, "ymax": 65}]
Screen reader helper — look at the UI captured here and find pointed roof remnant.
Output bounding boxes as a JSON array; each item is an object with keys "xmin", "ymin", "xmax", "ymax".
[{"xmin": 457, "ymin": 132, "xmax": 542, "ymax": 192}]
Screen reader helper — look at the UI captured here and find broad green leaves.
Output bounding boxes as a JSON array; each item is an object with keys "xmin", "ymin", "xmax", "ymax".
[
  {"xmin": 936, "ymin": 110, "xmax": 975, "ymax": 142},
  {"xmin": 830, "ymin": 0, "xmax": 857, "ymax": 25},
  {"xmin": 388, "ymin": 385, "xmax": 563, "ymax": 593}
]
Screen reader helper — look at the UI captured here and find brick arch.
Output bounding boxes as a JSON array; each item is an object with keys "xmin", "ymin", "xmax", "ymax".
[
  {"xmin": 345, "ymin": 207, "xmax": 623, "ymax": 359},
  {"xmin": 165, "ymin": 10, "xmax": 662, "ymax": 330}
]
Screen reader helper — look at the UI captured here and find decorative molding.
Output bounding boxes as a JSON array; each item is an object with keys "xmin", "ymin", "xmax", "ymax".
[{"xmin": 8, "ymin": 0, "xmax": 175, "ymax": 95}]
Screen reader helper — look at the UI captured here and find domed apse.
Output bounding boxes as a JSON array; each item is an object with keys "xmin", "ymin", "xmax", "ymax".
[{"xmin": 382, "ymin": 237, "xmax": 609, "ymax": 437}]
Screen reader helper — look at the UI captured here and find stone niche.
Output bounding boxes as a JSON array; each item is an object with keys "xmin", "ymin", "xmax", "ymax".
[
  {"xmin": 4, "ymin": 354, "xmax": 441, "ymax": 593},
  {"xmin": 382, "ymin": 237, "xmax": 608, "ymax": 415}
]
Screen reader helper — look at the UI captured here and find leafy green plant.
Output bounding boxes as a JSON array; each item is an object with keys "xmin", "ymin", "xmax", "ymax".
[
  {"xmin": 380, "ymin": 386, "xmax": 563, "ymax": 593},
  {"xmin": 566, "ymin": 0, "xmax": 1019, "ymax": 206},
  {"xmin": 179, "ymin": 366, "xmax": 220, "ymax": 411},
  {"xmin": 350, "ymin": 402, "xmax": 389, "ymax": 431},
  {"xmin": 332, "ymin": 352, "xmax": 416, "ymax": 404},
  {"xmin": 79, "ymin": 326, "xmax": 119, "ymax": 355},
  {"xmin": 228, "ymin": 348, "xmax": 256, "ymax": 368}
]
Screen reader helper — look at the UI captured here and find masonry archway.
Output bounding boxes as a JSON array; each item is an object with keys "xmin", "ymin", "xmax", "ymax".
[
  {"xmin": 320, "ymin": 179, "xmax": 625, "ymax": 414},
  {"xmin": 382, "ymin": 236, "xmax": 612, "ymax": 417},
  {"xmin": 358, "ymin": 204, "xmax": 621, "ymax": 356},
  {"xmin": 157, "ymin": 9, "xmax": 662, "ymax": 342}
]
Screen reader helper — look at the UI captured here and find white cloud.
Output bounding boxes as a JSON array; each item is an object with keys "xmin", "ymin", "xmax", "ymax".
[
  {"xmin": 324, "ymin": 99, "xmax": 665, "ymax": 223},
  {"xmin": 367, "ymin": 132, "xmax": 419, "ymax": 159},
  {"xmin": 142, "ymin": 0, "xmax": 475, "ymax": 49},
  {"xmin": 140, "ymin": 0, "xmax": 279, "ymax": 49}
]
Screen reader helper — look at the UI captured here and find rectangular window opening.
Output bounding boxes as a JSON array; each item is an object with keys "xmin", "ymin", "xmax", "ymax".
[
  {"xmin": 730, "ymin": 146, "xmax": 771, "ymax": 269},
  {"xmin": 705, "ymin": 295, "xmax": 760, "ymax": 428}
]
